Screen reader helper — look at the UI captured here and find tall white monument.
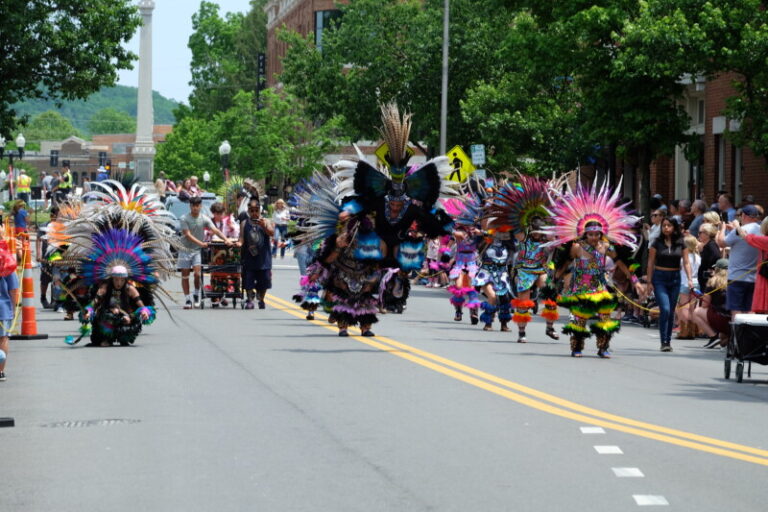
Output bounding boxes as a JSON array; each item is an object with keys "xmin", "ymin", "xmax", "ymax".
[{"xmin": 134, "ymin": 0, "xmax": 156, "ymax": 182}]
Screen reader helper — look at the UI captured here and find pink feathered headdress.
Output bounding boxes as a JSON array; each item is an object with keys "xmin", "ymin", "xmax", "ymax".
[{"xmin": 539, "ymin": 178, "xmax": 640, "ymax": 249}]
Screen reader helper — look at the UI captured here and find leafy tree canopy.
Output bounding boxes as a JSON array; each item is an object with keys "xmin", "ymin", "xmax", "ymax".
[
  {"xmin": 0, "ymin": 0, "xmax": 141, "ymax": 135},
  {"xmin": 187, "ymin": 1, "xmax": 267, "ymax": 117},
  {"xmin": 88, "ymin": 108, "xmax": 137, "ymax": 135},
  {"xmin": 22, "ymin": 111, "xmax": 81, "ymax": 143}
]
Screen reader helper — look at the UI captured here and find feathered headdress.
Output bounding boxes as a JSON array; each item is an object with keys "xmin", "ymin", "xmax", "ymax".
[
  {"xmin": 291, "ymin": 172, "xmax": 343, "ymax": 248},
  {"xmin": 333, "ymin": 102, "xmax": 457, "ymax": 209},
  {"xmin": 442, "ymin": 175, "xmax": 489, "ymax": 227},
  {"xmin": 539, "ymin": 178, "xmax": 640, "ymax": 249},
  {"xmin": 378, "ymin": 102, "xmax": 412, "ymax": 183},
  {"xmin": 484, "ymin": 172, "xmax": 552, "ymax": 232},
  {"xmin": 85, "ymin": 180, "xmax": 177, "ymax": 240}
]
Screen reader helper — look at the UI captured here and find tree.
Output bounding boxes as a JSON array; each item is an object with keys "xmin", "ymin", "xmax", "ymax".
[
  {"xmin": 187, "ymin": 1, "xmax": 267, "ymax": 118},
  {"xmin": 0, "ymin": 1, "xmax": 141, "ymax": 134},
  {"xmin": 88, "ymin": 108, "xmax": 136, "ymax": 135},
  {"xmin": 616, "ymin": 0, "xmax": 768, "ymax": 159},
  {"xmin": 279, "ymin": 0, "xmax": 509, "ymax": 153},
  {"xmin": 23, "ymin": 111, "xmax": 81, "ymax": 142},
  {"xmin": 215, "ymin": 89, "xmax": 343, "ymax": 186},
  {"xmin": 154, "ymin": 116, "xmax": 219, "ymax": 184}
]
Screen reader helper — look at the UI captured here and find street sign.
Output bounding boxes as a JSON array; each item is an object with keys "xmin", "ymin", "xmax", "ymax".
[
  {"xmin": 445, "ymin": 145, "xmax": 476, "ymax": 182},
  {"xmin": 375, "ymin": 143, "xmax": 416, "ymax": 167},
  {"xmin": 470, "ymin": 144, "xmax": 486, "ymax": 166}
]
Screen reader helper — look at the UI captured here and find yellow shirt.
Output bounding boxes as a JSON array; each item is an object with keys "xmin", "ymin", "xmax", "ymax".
[{"xmin": 16, "ymin": 174, "xmax": 31, "ymax": 193}]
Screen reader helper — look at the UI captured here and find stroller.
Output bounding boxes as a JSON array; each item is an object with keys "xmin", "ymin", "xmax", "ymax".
[
  {"xmin": 725, "ymin": 313, "xmax": 768, "ymax": 383},
  {"xmin": 201, "ymin": 241, "xmax": 244, "ymax": 309}
]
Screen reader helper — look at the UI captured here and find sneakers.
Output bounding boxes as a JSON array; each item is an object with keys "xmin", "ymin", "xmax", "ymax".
[
  {"xmin": 245, "ymin": 301, "xmax": 255, "ymax": 310},
  {"xmin": 193, "ymin": 295, "xmax": 201, "ymax": 308},
  {"xmin": 0, "ymin": 371, "xmax": 5, "ymax": 381},
  {"xmin": 660, "ymin": 342, "xmax": 673, "ymax": 352},
  {"xmin": 338, "ymin": 329, "xmax": 349, "ymax": 337},
  {"xmin": 258, "ymin": 301, "xmax": 265, "ymax": 310},
  {"xmin": 184, "ymin": 300, "xmax": 193, "ymax": 310},
  {"xmin": 703, "ymin": 336, "xmax": 721, "ymax": 349},
  {"xmin": 598, "ymin": 349, "xmax": 612, "ymax": 359},
  {"xmin": 361, "ymin": 330, "xmax": 375, "ymax": 337},
  {"xmin": 55, "ymin": 306, "xmax": 65, "ymax": 313},
  {"xmin": 40, "ymin": 297, "xmax": 50, "ymax": 309}
]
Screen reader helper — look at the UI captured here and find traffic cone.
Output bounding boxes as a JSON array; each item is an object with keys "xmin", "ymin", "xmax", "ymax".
[{"xmin": 10, "ymin": 239, "xmax": 48, "ymax": 340}]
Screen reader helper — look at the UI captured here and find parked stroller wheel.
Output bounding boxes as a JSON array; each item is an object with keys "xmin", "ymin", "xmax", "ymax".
[
  {"xmin": 724, "ymin": 359, "xmax": 731, "ymax": 380},
  {"xmin": 736, "ymin": 362, "xmax": 744, "ymax": 383}
]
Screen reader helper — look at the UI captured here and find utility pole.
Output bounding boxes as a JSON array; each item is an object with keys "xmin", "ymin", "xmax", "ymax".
[{"xmin": 439, "ymin": 0, "xmax": 449, "ymax": 155}]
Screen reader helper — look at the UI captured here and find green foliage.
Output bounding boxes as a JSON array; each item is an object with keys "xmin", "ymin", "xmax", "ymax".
[
  {"xmin": 13, "ymin": 85, "xmax": 179, "ymax": 135},
  {"xmin": 156, "ymin": 88, "xmax": 342, "ymax": 189},
  {"xmin": 187, "ymin": 1, "xmax": 267, "ymax": 117},
  {"xmin": 20, "ymin": 111, "xmax": 81, "ymax": 143},
  {"xmin": 0, "ymin": 0, "xmax": 142, "ymax": 135},
  {"xmin": 617, "ymin": 0, "xmax": 768, "ymax": 158},
  {"xmin": 88, "ymin": 108, "xmax": 137, "ymax": 135},
  {"xmin": 280, "ymin": 0, "xmax": 508, "ymax": 152},
  {"xmin": 155, "ymin": 116, "xmax": 219, "ymax": 185}
]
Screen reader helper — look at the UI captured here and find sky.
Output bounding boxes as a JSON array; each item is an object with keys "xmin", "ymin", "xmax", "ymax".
[{"xmin": 117, "ymin": 0, "xmax": 254, "ymax": 104}]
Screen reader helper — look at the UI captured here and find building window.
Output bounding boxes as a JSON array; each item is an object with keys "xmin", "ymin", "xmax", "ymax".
[
  {"xmin": 315, "ymin": 9, "xmax": 342, "ymax": 51},
  {"xmin": 112, "ymin": 143, "xmax": 128, "ymax": 155},
  {"xmin": 697, "ymin": 100, "xmax": 705, "ymax": 124}
]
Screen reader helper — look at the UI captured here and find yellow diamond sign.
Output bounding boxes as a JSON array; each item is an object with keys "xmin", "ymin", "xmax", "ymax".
[
  {"xmin": 375, "ymin": 143, "xmax": 416, "ymax": 167},
  {"xmin": 445, "ymin": 145, "xmax": 476, "ymax": 182}
]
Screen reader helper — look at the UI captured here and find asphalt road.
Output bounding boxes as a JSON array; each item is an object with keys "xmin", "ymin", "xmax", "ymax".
[{"xmin": 2, "ymin": 264, "xmax": 767, "ymax": 511}]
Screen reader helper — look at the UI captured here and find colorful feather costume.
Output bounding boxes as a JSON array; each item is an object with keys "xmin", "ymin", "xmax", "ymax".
[
  {"xmin": 51, "ymin": 181, "xmax": 177, "ymax": 346},
  {"xmin": 540, "ymin": 179, "xmax": 640, "ymax": 357},
  {"xmin": 331, "ymin": 103, "xmax": 457, "ymax": 319}
]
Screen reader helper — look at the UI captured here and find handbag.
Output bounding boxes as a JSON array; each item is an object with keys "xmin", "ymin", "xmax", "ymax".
[{"xmin": 759, "ymin": 260, "xmax": 768, "ymax": 279}]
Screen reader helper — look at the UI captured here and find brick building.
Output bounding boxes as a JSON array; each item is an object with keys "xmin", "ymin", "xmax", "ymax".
[
  {"xmin": 25, "ymin": 126, "xmax": 173, "ymax": 186},
  {"xmin": 265, "ymin": 0, "xmax": 345, "ymax": 87},
  {"xmin": 644, "ymin": 73, "xmax": 768, "ymax": 209}
]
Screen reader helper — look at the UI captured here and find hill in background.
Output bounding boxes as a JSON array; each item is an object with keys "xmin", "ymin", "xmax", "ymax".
[{"xmin": 14, "ymin": 85, "xmax": 179, "ymax": 135}]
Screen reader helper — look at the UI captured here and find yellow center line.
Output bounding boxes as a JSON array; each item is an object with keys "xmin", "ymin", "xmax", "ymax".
[{"xmin": 265, "ymin": 294, "xmax": 768, "ymax": 467}]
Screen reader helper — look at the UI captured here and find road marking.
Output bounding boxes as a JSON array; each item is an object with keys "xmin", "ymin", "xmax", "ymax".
[
  {"xmin": 581, "ymin": 426, "xmax": 606, "ymax": 434},
  {"xmin": 633, "ymin": 495, "xmax": 669, "ymax": 506},
  {"xmin": 595, "ymin": 445, "xmax": 623, "ymax": 455},
  {"xmin": 264, "ymin": 294, "xmax": 768, "ymax": 467},
  {"xmin": 613, "ymin": 467, "xmax": 644, "ymax": 477}
]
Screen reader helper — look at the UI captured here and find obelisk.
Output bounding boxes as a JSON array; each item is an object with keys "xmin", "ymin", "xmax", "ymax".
[{"xmin": 134, "ymin": 0, "xmax": 156, "ymax": 182}]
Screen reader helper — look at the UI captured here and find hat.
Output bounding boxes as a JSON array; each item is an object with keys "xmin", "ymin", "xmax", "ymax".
[
  {"xmin": 110, "ymin": 265, "xmax": 128, "ymax": 277},
  {"xmin": 714, "ymin": 258, "xmax": 729, "ymax": 270},
  {"xmin": 652, "ymin": 193, "xmax": 663, "ymax": 200},
  {"xmin": 741, "ymin": 205, "xmax": 760, "ymax": 218}
]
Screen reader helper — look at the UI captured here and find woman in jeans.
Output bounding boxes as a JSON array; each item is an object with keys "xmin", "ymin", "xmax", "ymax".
[
  {"xmin": 271, "ymin": 199, "xmax": 290, "ymax": 258},
  {"xmin": 647, "ymin": 218, "xmax": 694, "ymax": 352}
]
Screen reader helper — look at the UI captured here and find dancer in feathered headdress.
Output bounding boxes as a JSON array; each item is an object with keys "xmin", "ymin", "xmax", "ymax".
[
  {"xmin": 442, "ymin": 176, "xmax": 488, "ymax": 324},
  {"xmin": 540, "ymin": 179, "xmax": 640, "ymax": 358},
  {"xmin": 331, "ymin": 102, "xmax": 457, "ymax": 320},
  {"xmin": 484, "ymin": 173, "xmax": 564, "ymax": 342},
  {"xmin": 50, "ymin": 182, "xmax": 178, "ymax": 346}
]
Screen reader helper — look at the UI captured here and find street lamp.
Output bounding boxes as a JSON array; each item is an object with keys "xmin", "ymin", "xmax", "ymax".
[
  {"xmin": 202, "ymin": 171, "xmax": 210, "ymax": 189},
  {"xmin": 219, "ymin": 140, "xmax": 231, "ymax": 182}
]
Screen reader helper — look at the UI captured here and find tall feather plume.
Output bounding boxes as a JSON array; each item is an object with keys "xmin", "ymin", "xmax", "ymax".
[{"xmin": 377, "ymin": 102, "xmax": 412, "ymax": 181}]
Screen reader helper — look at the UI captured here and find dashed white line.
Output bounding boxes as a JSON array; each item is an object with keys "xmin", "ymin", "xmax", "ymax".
[
  {"xmin": 580, "ymin": 426, "xmax": 606, "ymax": 434},
  {"xmin": 612, "ymin": 467, "xmax": 645, "ymax": 477},
  {"xmin": 633, "ymin": 495, "xmax": 669, "ymax": 506},
  {"xmin": 594, "ymin": 445, "xmax": 623, "ymax": 454}
]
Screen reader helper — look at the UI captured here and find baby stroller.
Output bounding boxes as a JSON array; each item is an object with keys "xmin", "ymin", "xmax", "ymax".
[
  {"xmin": 201, "ymin": 241, "xmax": 244, "ymax": 309},
  {"xmin": 725, "ymin": 313, "xmax": 768, "ymax": 383}
]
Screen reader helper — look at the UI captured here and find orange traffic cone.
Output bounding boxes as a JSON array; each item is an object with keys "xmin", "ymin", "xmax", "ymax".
[{"xmin": 10, "ymin": 239, "xmax": 48, "ymax": 340}]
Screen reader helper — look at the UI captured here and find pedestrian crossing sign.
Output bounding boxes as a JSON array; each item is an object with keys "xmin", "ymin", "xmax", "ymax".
[
  {"xmin": 445, "ymin": 145, "xmax": 476, "ymax": 182},
  {"xmin": 375, "ymin": 143, "xmax": 416, "ymax": 166}
]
